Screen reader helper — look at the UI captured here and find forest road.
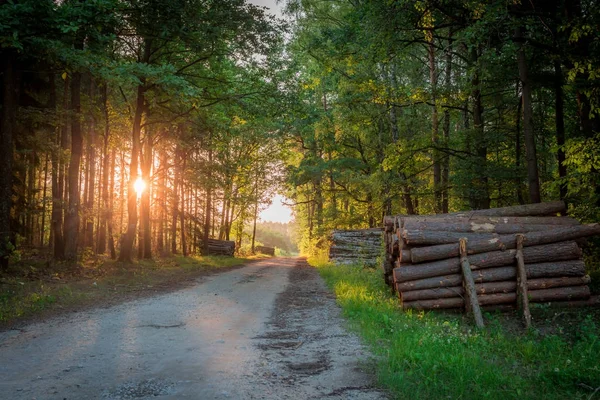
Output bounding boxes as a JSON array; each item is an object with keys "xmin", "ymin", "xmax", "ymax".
[{"xmin": 0, "ymin": 257, "xmax": 387, "ymax": 400}]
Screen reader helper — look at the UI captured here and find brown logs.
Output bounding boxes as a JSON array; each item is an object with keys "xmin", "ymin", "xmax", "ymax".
[
  {"xmin": 394, "ymin": 242, "xmax": 582, "ymax": 283},
  {"xmin": 400, "ymin": 276, "xmax": 592, "ymax": 302},
  {"xmin": 395, "ymin": 262, "xmax": 586, "ymax": 292},
  {"xmin": 381, "ymin": 201, "xmax": 597, "ymax": 317},
  {"xmin": 204, "ymin": 239, "xmax": 235, "ymax": 256},
  {"xmin": 403, "ymin": 286, "xmax": 591, "ymax": 310},
  {"xmin": 409, "ymin": 224, "xmax": 599, "ymax": 263},
  {"xmin": 384, "ymin": 201, "xmax": 568, "ymax": 230}
]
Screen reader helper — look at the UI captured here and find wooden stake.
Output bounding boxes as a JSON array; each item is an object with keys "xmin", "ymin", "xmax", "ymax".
[
  {"xmin": 515, "ymin": 234, "xmax": 532, "ymax": 329},
  {"xmin": 459, "ymin": 238, "xmax": 485, "ymax": 328}
]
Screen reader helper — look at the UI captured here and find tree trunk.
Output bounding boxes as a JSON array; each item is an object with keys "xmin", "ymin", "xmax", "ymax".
[
  {"xmin": 394, "ymin": 242, "xmax": 583, "ymax": 283},
  {"xmin": 409, "ymin": 224, "xmax": 599, "ymax": 263},
  {"xmin": 118, "ymin": 40, "xmax": 150, "ymax": 262},
  {"xmin": 171, "ymin": 145, "xmax": 180, "ymax": 255},
  {"xmin": 157, "ymin": 148, "xmax": 167, "ymax": 255},
  {"xmin": 515, "ymin": 26, "xmax": 541, "ymax": 203},
  {"xmin": 203, "ymin": 146, "xmax": 213, "ymax": 254},
  {"xmin": 180, "ymin": 157, "xmax": 187, "ymax": 257},
  {"xmin": 84, "ymin": 88, "xmax": 96, "ymax": 249},
  {"xmin": 400, "ymin": 275, "xmax": 591, "ymax": 302},
  {"xmin": 396, "ymin": 258, "xmax": 586, "ymax": 293},
  {"xmin": 515, "ymin": 90, "xmax": 525, "ymax": 205},
  {"xmin": 470, "ymin": 48, "xmax": 490, "ymax": 209},
  {"xmin": 97, "ymin": 85, "xmax": 110, "ymax": 254},
  {"xmin": 64, "ymin": 47, "xmax": 84, "ymax": 262},
  {"xmin": 554, "ymin": 61, "xmax": 567, "ymax": 201},
  {"xmin": 0, "ymin": 50, "xmax": 16, "ymax": 269},
  {"xmin": 429, "ymin": 41, "xmax": 442, "ymax": 213},
  {"xmin": 107, "ymin": 148, "xmax": 116, "ymax": 259},
  {"xmin": 140, "ymin": 130, "xmax": 152, "ymax": 259},
  {"xmin": 402, "ymin": 285, "xmax": 591, "ymax": 310}
]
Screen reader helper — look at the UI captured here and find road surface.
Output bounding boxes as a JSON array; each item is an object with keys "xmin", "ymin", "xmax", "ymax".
[{"xmin": 0, "ymin": 257, "xmax": 387, "ymax": 399}]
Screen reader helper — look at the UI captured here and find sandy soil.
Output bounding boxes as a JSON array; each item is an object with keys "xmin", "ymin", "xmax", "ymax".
[{"xmin": 0, "ymin": 257, "xmax": 387, "ymax": 400}]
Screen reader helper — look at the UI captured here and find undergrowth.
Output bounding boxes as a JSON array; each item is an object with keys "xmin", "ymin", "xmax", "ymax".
[{"xmin": 310, "ymin": 257, "xmax": 600, "ymax": 400}]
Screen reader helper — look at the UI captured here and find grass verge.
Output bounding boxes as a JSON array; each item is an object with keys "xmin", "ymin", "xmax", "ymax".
[
  {"xmin": 0, "ymin": 254, "xmax": 252, "ymax": 326},
  {"xmin": 310, "ymin": 257, "xmax": 600, "ymax": 400}
]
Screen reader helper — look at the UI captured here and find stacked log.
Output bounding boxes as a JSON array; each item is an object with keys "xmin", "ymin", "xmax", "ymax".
[
  {"xmin": 203, "ymin": 239, "xmax": 235, "ymax": 256},
  {"xmin": 383, "ymin": 201, "xmax": 598, "ymax": 314},
  {"xmin": 329, "ymin": 228, "xmax": 383, "ymax": 266},
  {"xmin": 256, "ymin": 245, "xmax": 275, "ymax": 256}
]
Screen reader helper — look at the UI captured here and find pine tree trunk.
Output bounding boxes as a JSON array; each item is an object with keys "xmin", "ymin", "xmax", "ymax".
[
  {"xmin": 203, "ymin": 146, "xmax": 212, "ymax": 254},
  {"xmin": 516, "ymin": 26, "xmax": 541, "ymax": 204},
  {"xmin": 429, "ymin": 41, "xmax": 442, "ymax": 213},
  {"xmin": 171, "ymin": 145, "xmax": 180, "ymax": 255},
  {"xmin": 97, "ymin": 85, "xmax": 110, "ymax": 254},
  {"xmin": 64, "ymin": 47, "xmax": 84, "ymax": 262},
  {"xmin": 180, "ymin": 158, "xmax": 187, "ymax": 257},
  {"xmin": 0, "ymin": 50, "xmax": 16, "ymax": 269},
  {"xmin": 141, "ymin": 131, "xmax": 152, "ymax": 259},
  {"xmin": 554, "ymin": 60, "xmax": 567, "ymax": 201},
  {"xmin": 471, "ymin": 48, "xmax": 490, "ymax": 209}
]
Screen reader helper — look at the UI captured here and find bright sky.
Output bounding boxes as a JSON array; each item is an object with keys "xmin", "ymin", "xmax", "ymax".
[
  {"xmin": 248, "ymin": 0, "xmax": 284, "ymax": 17},
  {"xmin": 259, "ymin": 194, "xmax": 294, "ymax": 223}
]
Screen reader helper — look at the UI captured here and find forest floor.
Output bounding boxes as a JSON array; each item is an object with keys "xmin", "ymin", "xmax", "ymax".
[
  {"xmin": 0, "ymin": 253, "xmax": 266, "ymax": 328},
  {"xmin": 0, "ymin": 257, "xmax": 388, "ymax": 399}
]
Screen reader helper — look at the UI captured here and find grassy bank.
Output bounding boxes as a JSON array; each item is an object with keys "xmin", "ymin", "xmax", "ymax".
[
  {"xmin": 311, "ymin": 258, "xmax": 600, "ymax": 399},
  {"xmin": 0, "ymin": 255, "xmax": 255, "ymax": 326}
]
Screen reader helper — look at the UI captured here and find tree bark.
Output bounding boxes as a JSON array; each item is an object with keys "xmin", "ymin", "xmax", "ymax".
[
  {"xmin": 429, "ymin": 41, "xmax": 442, "ymax": 213},
  {"xmin": 383, "ymin": 201, "xmax": 568, "ymax": 229},
  {"xmin": 64, "ymin": 49, "xmax": 84, "ymax": 262},
  {"xmin": 395, "ymin": 242, "xmax": 583, "ymax": 283},
  {"xmin": 0, "ymin": 50, "xmax": 16, "ymax": 269},
  {"xmin": 554, "ymin": 61, "xmax": 567, "ymax": 201},
  {"xmin": 401, "ymin": 220, "xmax": 577, "ymax": 235},
  {"xmin": 118, "ymin": 39, "xmax": 150, "ymax": 262},
  {"xmin": 396, "ymin": 259, "xmax": 586, "ymax": 292},
  {"xmin": 459, "ymin": 238, "xmax": 485, "ymax": 328},
  {"xmin": 180, "ymin": 156, "xmax": 187, "ymax": 257},
  {"xmin": 515, "ymin": 26, "xmax": 541, "ymax": 203},
  {"xmin": 203, "ymin": 144, "xmax": 212, "ymax": 254},
  {"xmin": 400, "ymin": 276, "xmax": 591, "ymax": 302},
  {"xmin": 107, "ymin": 148, "xmax": 116, "ymax": 259},
  {"xmin": 140, "ymin": 130, "xmax": 152, "ymax": 259},
  {"xmin": 97, "ymin": 85, "xmax": 110, "ymax": 254},
  {"xmin": 157, "ymin": 148, "xmax": 167, "ymax": 255},
  {"xmin": 402, "ymin": 286, "xmax": 590, "ymax": 310},
  {"xmin": 470, "ymin": 48, "xmax": 490, "ymax": 209},
  {"xmin": 515, "ymin": 234, "xmax": 531, "ymax": 328},
  {"xmin": 409, "ymin": 224, "xmax": 599, "ymax": 263}
]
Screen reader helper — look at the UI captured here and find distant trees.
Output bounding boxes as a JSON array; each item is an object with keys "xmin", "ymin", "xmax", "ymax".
[{"xmin": 0, "ymin": 0, "xmax": 285, "ymax": 267}]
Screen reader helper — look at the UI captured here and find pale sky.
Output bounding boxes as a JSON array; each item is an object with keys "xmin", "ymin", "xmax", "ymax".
[
  {"xmin": 259, "ymin": 194, "xmax": 294, "ymax": 223},
  {"xmin": 248, "ymin": 0, "xmax": 284, "ymax": 17}
]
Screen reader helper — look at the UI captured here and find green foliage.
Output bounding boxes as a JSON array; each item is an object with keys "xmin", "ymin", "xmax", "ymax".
[{"xmin": 312, "ymin": 261, "xmax": 600, "ymax": 399}]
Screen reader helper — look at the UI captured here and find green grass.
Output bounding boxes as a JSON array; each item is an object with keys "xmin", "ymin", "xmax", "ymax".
[
  {"xmin": 310, "ymin": 257, "xmax": 600, "ymax": 399},
  {"xmin": 0, "ymin": 255, "xmax": 251, "ymax": 324}
]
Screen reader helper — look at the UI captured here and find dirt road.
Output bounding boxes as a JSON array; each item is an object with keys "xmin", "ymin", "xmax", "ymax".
[{"xmin": 0, "ymin": 258, "xmax": 387, "ymax": 399}]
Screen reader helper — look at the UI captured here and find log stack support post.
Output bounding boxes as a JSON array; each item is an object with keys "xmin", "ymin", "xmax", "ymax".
[
  {"xmin": 515, "ymin": 234, "xmax": 532, "ymax": 329},
  {"xmin": 459, "ymin": 238, "xmax": 485, "ymax": 328}
]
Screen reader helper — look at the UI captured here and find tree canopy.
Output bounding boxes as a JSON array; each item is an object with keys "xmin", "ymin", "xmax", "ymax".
[{"xmin": 1, "ymin": 0, "xmax": 599, "ymax": 265}]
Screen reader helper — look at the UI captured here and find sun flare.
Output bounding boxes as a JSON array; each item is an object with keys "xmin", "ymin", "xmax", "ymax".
[{"xmin": 134, "ymin": 177, "xmax": 146, "ymax": 196}]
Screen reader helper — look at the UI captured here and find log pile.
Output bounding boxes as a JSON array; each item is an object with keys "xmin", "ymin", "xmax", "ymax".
[
  {"xmin": 256, "ymin": 245, "xmax": 275, "ymax": 256},
  {"xmin": 203, "ymin": 239, "xmax": 235, "ymax": 256},
  {"xmin": 383, "ymin": 201, "xmax": 599, "ymax": 319},
  {"xmin": 329, "ymin": 228, "xmax": 383, "ymax": 266}
]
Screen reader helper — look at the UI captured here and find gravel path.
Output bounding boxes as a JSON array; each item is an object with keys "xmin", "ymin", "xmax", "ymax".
[{"xmin": 0, "ymin": 257, "xmax": 387, "ymax": 400}]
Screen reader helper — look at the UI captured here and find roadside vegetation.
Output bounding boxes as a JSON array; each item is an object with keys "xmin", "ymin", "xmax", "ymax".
[
  {"xmin": 311, "ymin": 257, "xmax": 600, "ymax": 400},
  {"xmin": 0, "ymin": 254, "xmax": 257, "ymax": 326}
]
